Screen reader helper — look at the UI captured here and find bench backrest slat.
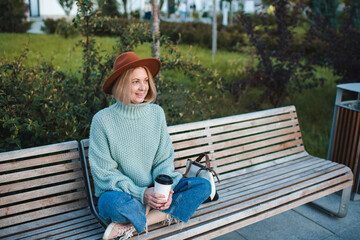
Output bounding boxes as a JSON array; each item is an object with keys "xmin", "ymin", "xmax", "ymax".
[
  {"xmin": 169, "ymin": 106, "xmax": 304, "ymax": 176},
  {"xmin": 0, "ymin": 141, "xmax": 88, "ymax": 230}
]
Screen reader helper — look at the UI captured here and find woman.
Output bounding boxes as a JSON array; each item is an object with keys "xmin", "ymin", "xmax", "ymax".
[{"xmin": 89, "ymin": 52, "xmax": 211, "ymax": 240}]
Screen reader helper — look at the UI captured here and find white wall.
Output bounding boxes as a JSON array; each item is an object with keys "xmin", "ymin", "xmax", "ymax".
[{"xmin": 39, "ymin": 0, "xmax": 78, "ymax": 18}]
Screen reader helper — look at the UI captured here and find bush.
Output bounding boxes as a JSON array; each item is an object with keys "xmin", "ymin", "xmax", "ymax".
[
  {"xmin": 41, "ymin": 18, "xmax": 79, "ymax": 38},
  {"xmin": 160, "ymin": 21, "xmax": 249, "ymax": 51},
  {"xmin": 0, "ymin": 48, "xmax": 87, "ymax": 151},
  {"xmin": 41, "ymin": 18, "xmax": 60, "ymax": 34},
  {"xmin": 0, "ymin": 0, "xmax": 32, "ymax": 33},
  {"xmin": 55, "ymin": 19, "xmax": 79, "ymax": 38},
  {"xmin": 97, "ymin": 0, "xmax": 120, "ymax": 17}
]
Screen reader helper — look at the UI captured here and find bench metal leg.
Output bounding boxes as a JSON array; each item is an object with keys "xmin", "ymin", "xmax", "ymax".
[{"xmin": 308, "ymin": 186, "xmax": 351, "ymax": 218}]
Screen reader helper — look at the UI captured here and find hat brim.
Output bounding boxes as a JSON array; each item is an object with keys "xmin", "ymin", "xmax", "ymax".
[{"xmin": 103, "ymin": 57, "xmax": 161, "ymax": 94}]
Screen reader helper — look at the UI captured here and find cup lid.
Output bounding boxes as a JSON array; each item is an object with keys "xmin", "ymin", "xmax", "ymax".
[{"xmin": 155, "ymin": 174, "xmax": 173, "ymax": 185}]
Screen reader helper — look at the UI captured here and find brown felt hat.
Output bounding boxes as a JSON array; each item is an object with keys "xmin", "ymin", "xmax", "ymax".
[{"xmin": 103, "ymin": 52, "xmax": 161, "ymax": 94}]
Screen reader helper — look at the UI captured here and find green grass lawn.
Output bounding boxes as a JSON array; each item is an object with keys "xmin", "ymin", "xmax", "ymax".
[{"xmin": 0, "ymin": 33, "xmax": 339, "ymax": 158}]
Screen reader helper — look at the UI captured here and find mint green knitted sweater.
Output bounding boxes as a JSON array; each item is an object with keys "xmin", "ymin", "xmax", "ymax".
[{"xmin": 89, "ymin": 101, "xmax": 182, "ymax": 204}]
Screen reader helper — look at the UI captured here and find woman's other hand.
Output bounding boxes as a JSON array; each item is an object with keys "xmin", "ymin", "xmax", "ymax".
[{"xmin": 144, "ymin": 187, "xmax": 174, "ymax": 210}]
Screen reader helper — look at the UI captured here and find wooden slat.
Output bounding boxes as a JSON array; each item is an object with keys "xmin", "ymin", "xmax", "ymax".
[
  {"xmin": 0, "ymin": 180, "xmax": 85, "ymax": 205},
  {"xmin": 1, "ymin": 191, "xmax": 86, "ymax": 217},
  {"xmin": 0, "ymin": 200, "xmax": 88, "ymax": 228},
  {"xmin": 218, "ymin": 151, "xmax": 309, "ymax": 181},
  {"xmin": 0, "ymin": 151, "xmax": 80, "ymax": 173},
  {"xmin": 174, "ymin": 130, "xmax": 302, "ymax": 159},
  {"xmin": 193, "ymin": 182, "xmax": 352, "ymax": 240},
  {"xmin": 0, "ymin": 208, "xmax": 92, "ymax": 239},
  {"xmin": 137, "ymin": 171, "xmax": 352, "ymax": 240},
  {"xmin": 172, "ymin": 119, "xmax": 299, "ymax": 150},
  {"xmin": 196, "ymin": 163, "xmax": 347, "ymax": 215},
  {"xmin": 0, "ymin": 171, "xmax": 83, "ymax": 194},
  {"xmin": 25, "ymin": 218, "xmax": 101, "ymax": 240},
  {"xmin": 170, "ymin": 113, "xmax": 298, "ymax": 143},
  {"xmin": 68, "ymin": 228, "xmax": 104, "ymax": 240},
  {"xmin": 215, "ymin": 157, "xmax": 326, "ymax": 192},
  {"xmin": 5, "ymin": 214, "xmax": 97, "ymax": 239},
  {"xmin": 0, "ymin": 141, "xmax": 78, "ymax": 162},
  {"xmin": 215, "ymin": 146, "xmax": 304, "ymax": 174},
  {"xmin": 168, "ymin": 105, "xmax": 296, "ymax": 134},
  {"xmin": 0, "ymin": 161, "xmax": 81, "ymax": 184}
]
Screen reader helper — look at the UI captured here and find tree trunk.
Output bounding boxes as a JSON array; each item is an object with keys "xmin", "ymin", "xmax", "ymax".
[
  {"xmin": 152, "ymin": 0, "xmax": 161, "ymax": 59},
  {"xmin": 212, "ymin": 0, "xmax": 217, "ymax": 60},
  {"xmin": 122, "ymin": 0, "xmax": 128, "ymax": 17}
]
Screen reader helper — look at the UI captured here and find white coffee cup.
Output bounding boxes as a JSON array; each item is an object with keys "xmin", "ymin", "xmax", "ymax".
[{"xmin": 154, "ymin": 174, "xmax": 173, "ymax": 200}]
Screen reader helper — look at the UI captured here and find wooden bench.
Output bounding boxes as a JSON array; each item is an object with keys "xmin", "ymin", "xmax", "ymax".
[
  {"xmin": 0, "ymin": 141, "xmax": 105, "ymax": 239},
  {"xmin": 80, "ymin": 105, "xmax": 353, "ymax": 239}
]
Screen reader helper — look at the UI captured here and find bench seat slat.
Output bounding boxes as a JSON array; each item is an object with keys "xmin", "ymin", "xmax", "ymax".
[
  {"xmin": 136, "ymin": 167, "xmax": 352, "ymax": 239},
  {"xmin": 216, "ymin": 157, "xmax": 328, "ymax": 191},
  {"xmin": 182, "ymin": 181, "xmax": 352, "ymax": 240},
  {"xmin": 70, "ymin": 229, "xmax": 104, "ymax": 240},
  {"xmin": 217, "ymin": 164, "xmax": 343, "ymax": 200},
  {"xmin": 197, "ymin": 162, "xmax": 347, "ymax": 214},
  {"xmin": 26, "ymin": 219, "xmax": 102, "ymax": 240},
  {"xmin": 10, "ymin": 214, "xmax": 96, "ymax": 239},
  {"xmin": 0, "ymin": 141, "xmax": 78, "ymax": 162},
  {"xmin": 0, "ymin": 208, "xmax": 93, "ymax": 239},
  {"xmin": 167, "ymin": 105, "xmax": 296, "ymax": 134},
  {"xmin": 0, "ymin": 200, "xmax": 88, "ymax": 228}
]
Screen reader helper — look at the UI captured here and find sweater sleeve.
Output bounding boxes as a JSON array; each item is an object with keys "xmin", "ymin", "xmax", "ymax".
[
  {"xmin": 151, "ymin": 107, "xmax": 183, "ymax": 189},
  {"xmin": 89, "ymin": 114, "xmax": 147, "ymax": 203}
]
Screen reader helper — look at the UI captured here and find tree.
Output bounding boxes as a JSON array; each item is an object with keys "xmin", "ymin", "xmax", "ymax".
[
  {"xmin": 212, "ymin": 0, "xmax": 217, "ymax": 60},
  {"xmin": 58, "ymin": 0, "xmax": 75, "ymax": 16},
  {"xmin": 152, "ymin": 0, "xmax": 161, "ymax": 59},
  {"xmin": 97, "ymin": 0, "xmax": 120, "ymax": 17},
  {"xmin": 122, "ymin": 0, "xmax": 128, "ymax": 17},
  {"xmin": 0, "ymin": 0, "xmax": 33, "ymax": 33},
  {"xmin": 237, "ymin": 0, "xmax": 323, "ymax": 108},
  {"xmin": 310, "ymin": 0, "xmax": 339, "ymax": 29}
]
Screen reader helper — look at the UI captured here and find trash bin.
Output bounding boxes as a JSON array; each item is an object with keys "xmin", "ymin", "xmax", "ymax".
[{"xmin": 328, "ymin": 83, "xmax": 360, "ymax": 201}]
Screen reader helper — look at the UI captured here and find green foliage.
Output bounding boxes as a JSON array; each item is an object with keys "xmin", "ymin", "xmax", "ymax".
[
  {"xmin": 160, "ymin": 21, "xmax": 249, "ymax": 51},
  {"xmin": 0, "ymin": 0, "xmax": 225, "ymax": 151},
  {"xmin": 158, "ymin": 37, "xmax": 224, "ymax": 124},
  {"xmin": 41, "ymin": 18, "xmax": 61, "ymax": 34},
  {"xmin": 97, "ymin": 0, "xmax": 120, "ymax": 17},
  {"xmin": 307, "ymin": 2, "xmax": 360, "ymax": 83},
  {"xmin": 0, "ymin": 0, "xmax": 32, "ymax": 33},
  {"xmin": 0, "ymin": 47, "xmax": 85, "ymax": 151},
  {"xmin": 58, "ymin": 0, "xmax": 75, "ymax": 16},
  {"xmin": 237, "ymin": 0, "xmax": 323, "ymax": 108},
  {"xmin": 42, "ymin": 18, "xmax": 79, "ymax": 38},
  {"xmin": 310, "ymin": 0, "xmax": 339, "ymax": 29},
  {"xmin": 55, "ymin": 19, "xmax": 79, "ymax": 38}
]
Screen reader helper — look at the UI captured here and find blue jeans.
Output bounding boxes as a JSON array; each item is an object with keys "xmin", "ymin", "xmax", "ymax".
[{"xmin": 98, "ymin": 177, "xmax": 211, "ymax": 233}]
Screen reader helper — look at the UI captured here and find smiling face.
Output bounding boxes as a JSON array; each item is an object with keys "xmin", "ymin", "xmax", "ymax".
[{"xmin": 130, "ymin": 67, "xmax": 149, "ymax": 104}]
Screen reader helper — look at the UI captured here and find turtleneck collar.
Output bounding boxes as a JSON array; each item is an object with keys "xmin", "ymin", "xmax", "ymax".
[{"xmin": 112, "ymin": 100, "xmax": 150, "ymax": 119}]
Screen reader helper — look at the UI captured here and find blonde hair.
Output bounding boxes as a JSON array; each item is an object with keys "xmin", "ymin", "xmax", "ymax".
[{"xmin": 112, "ymin": 66, "xmax": 157, "ymax": 105}]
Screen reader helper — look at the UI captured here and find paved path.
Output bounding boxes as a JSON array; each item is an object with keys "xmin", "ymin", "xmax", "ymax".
[
  {"xmin": 214, "ymin": 193, "xmax": 360, "ymax": 240},
  {"xmin": 27, "ymin": 17, "xmax": 44, "ymax": 34}
]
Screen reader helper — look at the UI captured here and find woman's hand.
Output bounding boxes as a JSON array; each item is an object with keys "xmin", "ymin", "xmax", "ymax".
[{"xmin": 143, "ymin": 187, "xmax": 174, "ymax": 210}]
